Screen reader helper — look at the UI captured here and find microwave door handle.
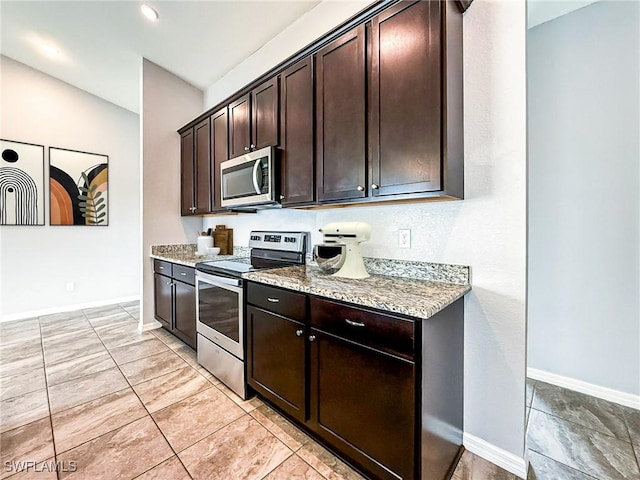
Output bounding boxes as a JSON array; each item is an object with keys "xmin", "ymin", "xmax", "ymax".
[{"xmin": 252, "ymin": 159, "xmax": 261, "ymax": 194}]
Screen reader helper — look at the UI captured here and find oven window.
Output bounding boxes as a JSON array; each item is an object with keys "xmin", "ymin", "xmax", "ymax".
[{"xmin": 198, "ymin": 282, "xmax": 239, "ymax": 342}]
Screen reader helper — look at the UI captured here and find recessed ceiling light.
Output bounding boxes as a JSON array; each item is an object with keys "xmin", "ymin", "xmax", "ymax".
[
  {"xmin": 41, "ymin": 43, "xmax": 61, "ymax": 59},
  {"xmin": 141, "ymin": 4, "xmax": 159, "ymax": 22}
]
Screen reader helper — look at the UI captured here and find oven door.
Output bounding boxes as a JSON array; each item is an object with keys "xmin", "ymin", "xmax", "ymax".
[{"xmin": 195, "ymin": 272, "xmax": 244, "ymax": 359}]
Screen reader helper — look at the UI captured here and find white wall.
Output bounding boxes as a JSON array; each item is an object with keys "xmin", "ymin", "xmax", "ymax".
[
  {"xmin": 528, "ymin": 2, "xmax": 640, "ymax": 396},
  {"xmin": 0, "ymin": 56, "xmax": 140, "ymax": 319},
  {"xmin": 141, "ymin": 59, "xmax": 203, "ymax": 327},
  {"xmin": 203, "ymin": 0, "xmax": 528, "ymax": 470}
]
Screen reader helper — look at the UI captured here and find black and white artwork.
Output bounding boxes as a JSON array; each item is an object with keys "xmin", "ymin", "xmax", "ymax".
[{"xmin": 0, "ymin": 139, "xmax": 45, "ymax": 226}]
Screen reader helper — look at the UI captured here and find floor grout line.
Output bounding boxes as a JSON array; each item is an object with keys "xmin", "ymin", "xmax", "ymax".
[
  {"xmin": 526, "ymin": 449, "xmax": 601, "ymax": 480},
  {"xmin": 36, "ymin": 315, "xmax": 60, "ymax": 480},
  {"xmin": 528, "ymin": 405, "xmax": 634, "ymax": 445}
]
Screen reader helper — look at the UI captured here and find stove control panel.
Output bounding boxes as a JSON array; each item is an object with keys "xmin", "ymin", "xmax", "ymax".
[{"xmin": 249, "ymin": 231, "xmax": 309, "ymax": 253}]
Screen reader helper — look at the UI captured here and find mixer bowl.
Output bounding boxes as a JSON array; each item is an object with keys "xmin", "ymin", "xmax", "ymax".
[{"xmin": 313, "ymin": 244, "xmax": 346, "ymax": 273}]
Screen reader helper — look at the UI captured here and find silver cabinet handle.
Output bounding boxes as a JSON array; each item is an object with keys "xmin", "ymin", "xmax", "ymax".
[
  {"xmin": 267, "ymin": 297, "xmax": 280, "ymax": 303},
  {"xmin": 244, "ymin": 146, "xmax": 250, "ymax": 152},
  {"xmin": 371, "ymin": 184, "xmax": 379, "ymax": 189},
  {"xmin": 356, "ymin": 185, "xmax": 364, "ymax": 191},
  {"xmin": 345, "ymin": 319, "xmax": 365, "ymax": 327},
  {"xmin": 295, "ymin": 329, "xmax": 304, "ymax": 337},
  {"xmin": 309, "ymin": 335, "xmax": 316, "ymax": 342},
  {"xmin": 180, "ymin": 272, "xmax": 187, "ymax": 276},
  {"xmin": 159, "ymin": 266, "xmax": 164, "ymax": 270}
]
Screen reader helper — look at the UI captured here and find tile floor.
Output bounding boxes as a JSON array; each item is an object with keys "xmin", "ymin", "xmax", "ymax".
[
  {"xmin": 526, "ymin": 378, "xmax": 640, "ymax": 480},
  {"xmin": 0, "ymin": 302, "xmax": 637, "ymax": 479}
]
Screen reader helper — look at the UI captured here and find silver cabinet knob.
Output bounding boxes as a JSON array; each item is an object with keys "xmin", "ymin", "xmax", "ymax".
[
  {"xmin": 280, "ymin": 194, "xmax": 285, "ymax": 200},
  {"xmin": 244, "ymin": 146, "xmax": 250, "ymax": 152},
  {"xmin": 295, "ymin": 329, "xmax": 304, "ymax": 337},
  {"xmin": 356, "ymin": 185, "xmax": 364, "ymax": 191},
  {"xmin": 166, "ymin": 281, "xmax": 172, "ymax": 286},
  {"xmin": 309, "ymin": 335, "xmax": 316, "ymax": 342},
  {"xmin": 189, "ymin": 206, "xmax": 196, "ymax": 212},
  {"xmin": 250, "ymin": 144, "xmax": 256, "ymax": 149},
  {"xmin": 371, "ymin": 184, "xmax": 379, "ymax": 189}
]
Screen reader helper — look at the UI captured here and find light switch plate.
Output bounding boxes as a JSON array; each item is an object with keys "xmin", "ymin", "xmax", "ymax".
[{"xmin": 398, "ymin": 229, "xmax": 411, "ymax": 249}]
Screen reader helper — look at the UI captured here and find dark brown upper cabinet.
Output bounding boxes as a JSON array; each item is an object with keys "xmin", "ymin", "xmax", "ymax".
[
  {"xmin": 210, "ymin": 107, "xmax": 229, "ymax": 212},
  {"xmin": 193, "ymin": 117, "xmax": 212, "ymax": 214},
  {"xmin": 252, "ymin": 77, "xmax": 279, "ymax": 150},
  {"xmin": 180, "ymin": 118, "xmax": 211, "ymax": 216},
  {"xmin": 229, "ymin": 94, "xmax": 251, "ymax": 159},
  {"xmin": 315, "ymin": 25, "xmax": 367, "ymax": 203},
  {"xmin": 179, "ymin": 0, "xmax": 464, "ymax": 209},
  {"xmin": 280, "ymin": 57, "xmax": 315, "ymax": 206},
  {"xmin": 229, "ymin": 77, "xmax": 279, "ymax": 159},
  {"xmin": 369, "ymin": 0, "xmax": 442, "ymax": 198},
  {"xmin": 180, "ymin": 129, "xmax": 195, "ymax": 216}
]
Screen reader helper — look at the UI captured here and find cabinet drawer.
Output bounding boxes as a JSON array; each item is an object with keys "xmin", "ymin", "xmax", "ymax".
[
  {"xmin": 247, "ymin": 283, "xmax": 306, "ymax": 322},
  {"xmin": 173, "ymin": 264, "xmax": 195, "ymax": 286},
  {"xmin": 154, "ymin": 259, "xmax": 172, "ymax": 276},
  {"xmin": 310, "ymin": 297, "xmax": 414, "ymax": 360}
]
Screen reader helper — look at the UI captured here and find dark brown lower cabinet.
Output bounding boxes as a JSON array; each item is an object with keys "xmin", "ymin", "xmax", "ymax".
[
  {"xmin": 153, "ymin": 260, "xmax": 196, "ymax": 349},
  {"xmin": 246, "ymin": 306, "xmax": 306, "ymax": 422},
  {"xmin": 173, "ymin": 281, "xmax": 196, "ymax": 348},
  {"xmin": 153, "ymin": 273, "xmax": 172, "ymax": 330},
  {"xmin": 309, "ymin": 330, "xmax": 415, "ymax": 480},
  {"xmin": 246, "ymin": 281, "xmax": 464, "ymax": 480}
]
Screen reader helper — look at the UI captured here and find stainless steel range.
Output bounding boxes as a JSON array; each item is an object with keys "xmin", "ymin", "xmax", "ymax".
[{"xmin": 195, "ymin": 231, "xmax": 309, "ymax": 399}]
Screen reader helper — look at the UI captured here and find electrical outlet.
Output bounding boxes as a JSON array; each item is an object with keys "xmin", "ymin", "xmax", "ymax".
[
  {"xmin": 65, "ymin": 282, "xmax": 75, "ymax": 292},
  {"xmin": 398, "ymin": 229, "xmax": 411, "ymax": 249}
]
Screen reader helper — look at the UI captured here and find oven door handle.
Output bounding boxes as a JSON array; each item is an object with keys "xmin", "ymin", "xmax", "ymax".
[
  {"xmin": 252, "ymin": 159, "xmax": 262, "ymax": 194},
  {"xmin": 196, "ymin": 273, "xmax": 241, "ymax": 288}
]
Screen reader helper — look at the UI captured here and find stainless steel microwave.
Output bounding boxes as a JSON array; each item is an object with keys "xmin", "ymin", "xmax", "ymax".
[{"xmin": 220, "ymin": 146, "xmax": 276, "ymax": 208}]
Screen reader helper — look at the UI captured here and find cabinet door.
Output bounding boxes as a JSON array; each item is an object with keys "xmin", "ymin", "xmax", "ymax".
[
  {"xmin": 315, "ymin": 25, "xmax": 367, "ymax": 202},
  {"xmin": 252, "ymin": 77, "xmax": 279, "ymax": 150},
  {"xmin": 211, "ymin": 107, "xmax": 229, "ymax": 212},
  {"xmin": 309, "ymin": 329, "xmax": 415, "ymax": 480},
  {"xmin": 173, "ymin": 280, "xmax": 196, "ymax": 349},
  {"xmin": 194, "ymin": 117, "xmax": 212, "ymax": 214},
  {"xmin": 154, "ymin": 273, "xmax": 172, "ymax": 329},
  {"xmin": 180, "ymin": 129, "xmax": 195, "ymax": 215},
  {"xmin": 247, "ymin": 306, "xmax": 306, "ymax": 422},
  {"xmin": 229, "ymin": 94, "xmax": 251, "ymax": 158},
  {"xmin": 370, "ymin": 0, "xmax": 442, "ymax": 197},
  {"xmin": 280, "ymin": 57, "xmax": 314, "ymax": 206}
]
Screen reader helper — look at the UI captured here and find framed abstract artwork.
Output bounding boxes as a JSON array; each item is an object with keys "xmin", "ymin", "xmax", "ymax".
[
  {"xmin": 0, "ymin": 139, "xmax": 45, "ymax": 226},
  {"xmin": 49, "ymin": 147, "xmax": 109, "ymax": 226}
]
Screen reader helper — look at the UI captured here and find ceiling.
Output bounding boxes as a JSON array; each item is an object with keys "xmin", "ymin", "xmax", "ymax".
[
  {"xmin": 1, "ymin": 0, "xmax": 601, "ymax": 115},
  {"xmin": 0, "ymin": 1, "xmax": 321, "ymax": 114},
  {"xmin": 528, "ymin": 0, "xmax": 600, "ymax": 29}
]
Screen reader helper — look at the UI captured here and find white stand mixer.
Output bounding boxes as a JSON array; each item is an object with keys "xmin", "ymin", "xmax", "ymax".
[{"xmin": 314, "ymin": 222, "xmax": 371, "ymax": 279}]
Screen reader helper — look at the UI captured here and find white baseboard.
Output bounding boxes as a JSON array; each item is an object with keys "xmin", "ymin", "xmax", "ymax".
[
  {"xmin": 0, "ymin": 296, "xmax": 141, "ymax": 323},
  {"xmin": 463, "ymin": 433, "xmax": 528, "ymax": 479},
  {"xmin": 527, "ymin": 368, "xmax": 640, "ymax": 410}
]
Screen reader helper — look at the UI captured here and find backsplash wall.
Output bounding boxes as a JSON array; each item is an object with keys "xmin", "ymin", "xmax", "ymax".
[{"xmin": 202, "ymin": 200, "xmax": 466, "ymax": 263}]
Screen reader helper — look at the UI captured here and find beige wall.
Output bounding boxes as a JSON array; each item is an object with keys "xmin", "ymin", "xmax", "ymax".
[
  {"xmin": 0, "ymin": 55, "xmax": 140, "ymax": 319},
  {"xmin": 141, "ymin": 59, "xmax": 203, "ymax": 328}
]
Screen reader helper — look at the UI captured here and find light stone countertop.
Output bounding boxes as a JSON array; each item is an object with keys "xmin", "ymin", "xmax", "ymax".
[
  {"xmin": 243, "ymin": 265, "xmax": 471, "ymax": 321},
  {"xmin": 150, "ymin": 244, "xmax": 249, "ymax": 268}
]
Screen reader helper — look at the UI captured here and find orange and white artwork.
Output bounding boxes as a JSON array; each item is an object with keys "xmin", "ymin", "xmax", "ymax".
[{"xmin": 49, "ymin": 147, "xmax": 108, "ymax": 226}]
